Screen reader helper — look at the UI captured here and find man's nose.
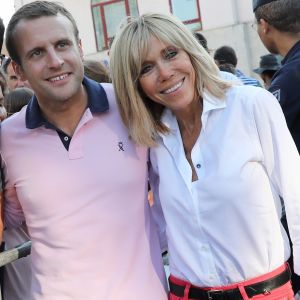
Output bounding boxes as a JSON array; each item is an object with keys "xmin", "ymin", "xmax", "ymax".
[{"xmin": 47, "ymin": 50, "xmax": 64, "ymax": 68}]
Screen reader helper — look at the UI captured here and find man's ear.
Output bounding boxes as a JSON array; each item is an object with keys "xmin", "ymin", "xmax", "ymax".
[
  {"xmin": 259, "ymin": 19, "xmax": 270, "ymax": 34},
  {"xmin": 12, "ymin": 61, "xmax": 27, "ymax": 81}
]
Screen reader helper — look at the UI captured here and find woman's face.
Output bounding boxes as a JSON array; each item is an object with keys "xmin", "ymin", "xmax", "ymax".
[{"xmin": 138, "ymin": 35, "xmax": 197, "ymax": 113}]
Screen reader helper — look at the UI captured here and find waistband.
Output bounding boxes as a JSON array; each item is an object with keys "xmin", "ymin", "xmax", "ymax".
[{"xmin": 169, "ymin": 264, "xmax": 291, "ymax": 300}]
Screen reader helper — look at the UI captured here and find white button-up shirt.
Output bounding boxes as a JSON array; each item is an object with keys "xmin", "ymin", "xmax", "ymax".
[{"xmin": 150, "ymin": 85, "xmax": 300, "ymax": 286}]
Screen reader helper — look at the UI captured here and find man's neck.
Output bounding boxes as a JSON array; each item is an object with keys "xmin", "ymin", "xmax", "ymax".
[
  {"xmin": 39, "ymin": 86, "xmax": 88, "ymax": 136},
  {"xmin": 275, "ymin": 32, "xmax": 300, "ymax": 57}
]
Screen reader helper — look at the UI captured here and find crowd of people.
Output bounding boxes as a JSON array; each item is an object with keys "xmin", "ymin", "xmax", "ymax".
[{"xmin": 0, "ymin": 0, "xmax": 299, "ymax": 299}]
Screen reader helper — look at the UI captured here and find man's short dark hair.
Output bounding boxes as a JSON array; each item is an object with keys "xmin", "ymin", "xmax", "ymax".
[
  {"xmin": 255, "ymin": 0, "xmax": 300, "ymax": 33},
  {"xmin": 0, "ymin": 18, "xmax": 5, "ymax": 53},
  {"xmin": 213, "ymin": 46, "xmax": 238, "ymax": 67},
  {"xmin": 6, "ymin": 0, "xmax": 80, "ymax": 65}
]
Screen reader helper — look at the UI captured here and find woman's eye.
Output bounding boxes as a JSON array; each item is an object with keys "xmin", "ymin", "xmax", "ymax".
[
  {"xmin": 140, "ymin": 65, "xmax": 153, "ymax": 75},
  {"xmin": 165, "ymin": 49, "xmax": 178, "ymax": 59}
]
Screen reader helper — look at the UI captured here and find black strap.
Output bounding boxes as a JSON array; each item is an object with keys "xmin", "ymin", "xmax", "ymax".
[{"xmin": 169, "ymin": 267, "xmax": 291, "ymax": 300}]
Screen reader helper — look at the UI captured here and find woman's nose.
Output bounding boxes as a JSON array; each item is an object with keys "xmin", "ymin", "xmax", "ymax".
[{"xmin": 157, "ymin": 63, "xmax": 174, "ymax": 81}]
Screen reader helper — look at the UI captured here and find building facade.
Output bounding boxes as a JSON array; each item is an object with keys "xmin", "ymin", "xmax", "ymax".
[{"xmin": 14, "ymin": 0, "xmax": 268, "ymax": 79}]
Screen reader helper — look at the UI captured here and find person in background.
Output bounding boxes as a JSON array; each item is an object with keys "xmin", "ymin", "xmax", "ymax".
[
  {"xmin": 0, "ymin": 17, "xmax": 5, "ymax": 65},
  {"xmin": 0, "ymin": 69, "xmax": 7, "ymax": 106},
  {"xmin": 0, "ymin": 17, "xmax": 4, "ymax": 58},
  {"xmin": 4, "ymin": 87, "xmax": 34, "ymax": 117},
  {"xmin": 110, "ymin": 13, "xmax": 300, "ymax": 300},
  {"xmin": 83, "ymin": 59, "xmax": 110, "ymax": 83},
  {"xmin": 253, "ymin": 0, "xmax": 300, "ymax": 152},
  {"xmin": 253, "ymin": 0, "xmax": 300, "ymax": 295},
  {"xmin": 0, "ymin": 15, "xmax": 32, "ymax": 300},
  {"xmin": 253, "ymin": 54, "xmax": 282, "ymax": 89},
  {"xmin": 1, "ymin": 1, "xmax": 167, "ymax": 299},
  {"xmin": 2, "ymin": 57, "xmax": 31, "ymax": 91},
  {"xmin": 194, "ymin": 32, "xmax": 242, "ymax": 84},
  {"xmin": 193, "ymin": 32, "xmax": 209, "ymax": 53},
  {"xmin": 214, "ymin": 45, "xmax": 262, "ymax": 87},
  {"xmin": 0, "ymin": 20, "xmax": 7, "ymax": 118}
]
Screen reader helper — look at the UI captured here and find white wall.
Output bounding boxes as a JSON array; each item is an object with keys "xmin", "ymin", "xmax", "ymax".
[
  {"xmin": 137, "ymin": 0, "xmax": 170, "ymax": 14},
  {"xmin": 236, "ymin": 0, "xmax": 256, "ymax": 23},
  {"xmin": 201, "ymin": 0, "xmax": 236, "ymax": 30},
  {"xmin": 12, "ymin": 0, "xmax": 268, "ymax": 81}
]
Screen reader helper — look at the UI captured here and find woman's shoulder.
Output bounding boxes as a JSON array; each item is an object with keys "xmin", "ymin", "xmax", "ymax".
[{"xmin": 227, "ymin": 85, "xmax": 275, "ymax": 106}]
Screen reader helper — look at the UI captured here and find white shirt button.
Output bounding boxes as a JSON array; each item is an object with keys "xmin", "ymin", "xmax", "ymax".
[
  {"xmin": 196, "ymin": 163, "xmax": 201, "ymax": 169},
  {"xmin": 64, "ymin": 136, "xmax": 69, "ymax": 141}
]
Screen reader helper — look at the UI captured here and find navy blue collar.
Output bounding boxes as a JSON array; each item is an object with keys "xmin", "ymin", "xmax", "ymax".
[
  {"xmin": 282, "ymin": 40, "xmax": 300, "ymax": 65},
  {"xmin": 26, "ymin": 76, "xmax": 109, "ymax": 129}
]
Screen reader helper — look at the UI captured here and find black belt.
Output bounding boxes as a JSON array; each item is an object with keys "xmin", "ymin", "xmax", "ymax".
[{"xmin": 169, "ymin": 267, "xmax": 291, "ymax": 300}]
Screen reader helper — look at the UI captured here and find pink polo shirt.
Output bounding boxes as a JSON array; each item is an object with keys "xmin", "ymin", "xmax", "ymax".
[{"xmin": 1, "ymin": 80, "xmax": 167, "ymax": 300}]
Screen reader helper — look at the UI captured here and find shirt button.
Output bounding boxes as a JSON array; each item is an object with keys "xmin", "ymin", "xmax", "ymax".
[
  {"xmin": 64, "ymin": 136, "xmax": 69, "ymax": 141},
  {"xmin": 196, "ymin": 163, "xmax": 201, "ymax": 169}
]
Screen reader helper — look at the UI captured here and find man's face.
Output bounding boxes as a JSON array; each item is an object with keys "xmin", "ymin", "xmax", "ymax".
[{"xmin": 14, "ymin": 14, "xmax": 84, "ymax": 110}]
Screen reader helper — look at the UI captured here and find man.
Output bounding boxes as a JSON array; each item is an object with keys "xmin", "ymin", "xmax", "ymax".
[
  {"xmin": 253, "ymin": 0, "xmax": 300, "ymax": 152},
  {"xmin": 2, "ymin": 57, "xmax": 30, "ymax": 90},
  {"xmin": 253, "ymin": 53, "xmax": 282, "ymax": 89},
  {"xmin": 214, "ymin": 45, "xmax": 262, "ymax": 87},
  {"xmin": 253, "ymin": 0, "xmax": 300, "ymax": 295},
  {"xmin": 1, "ymin": 1, "xmax": 167, "ymax": 299}
]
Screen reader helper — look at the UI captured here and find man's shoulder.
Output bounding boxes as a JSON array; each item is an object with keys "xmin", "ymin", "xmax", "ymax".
[
  {"xmin": 269, "ymin": 61, "xmax": 300, "ymax": 102},
  {"xmin": 1, "ymin": 107, "xmax": 26, "ymax": 132},
  {"xmin": 98, "ymin": 83, "xmax": 115, "ymax": 103}
]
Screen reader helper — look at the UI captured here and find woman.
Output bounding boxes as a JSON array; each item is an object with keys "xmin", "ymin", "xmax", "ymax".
[{"xmin": 110, "ymin": 13, "xmax": 300, "ymax": 300}]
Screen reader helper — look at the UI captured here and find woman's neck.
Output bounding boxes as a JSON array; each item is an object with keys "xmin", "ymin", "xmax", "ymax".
[{"xmin": 175, "ymin": 97, "xmax": 203, "ymax": 136}]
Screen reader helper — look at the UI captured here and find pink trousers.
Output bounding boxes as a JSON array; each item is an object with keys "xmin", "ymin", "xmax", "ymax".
[{"xmin": 169, "ymin": 264, "xmax": 294, "ymax": 300}]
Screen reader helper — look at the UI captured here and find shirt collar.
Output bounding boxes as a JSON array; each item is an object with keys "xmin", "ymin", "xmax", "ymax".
[
  {"xmin": 282, "ymin": 40, "xmax": 300, "ymax": 65},
  {"xmin": 26, "ymin": 76, "xmax": 109, "ymax": 129},
  {"xmin": 160, "ymin": 88, "xmax": 226, "ymax": 131}
]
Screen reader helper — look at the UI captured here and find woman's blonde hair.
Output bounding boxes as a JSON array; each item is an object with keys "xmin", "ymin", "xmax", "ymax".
[{"xmin": 110, "ymin": 13, "xmax": 231, "ymax": 147}]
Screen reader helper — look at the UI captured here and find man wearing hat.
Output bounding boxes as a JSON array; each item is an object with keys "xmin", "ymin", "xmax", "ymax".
[
  {"xmin": 253, "ymin": 54, "xmax": 282, "ymax": 89},
  {"xmin": 253, "ymin": 0, "xmax": 300, "ymax": 296}
]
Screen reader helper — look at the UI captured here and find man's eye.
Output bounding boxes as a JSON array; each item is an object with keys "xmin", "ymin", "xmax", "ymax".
[
  {"xmin": 140, "ymin": 65, "xmax": 153, "ymax": 75},
  {"xmin": 58, "ymin": 42, "xmax": 67, "ymax": 48},
  {"xmin": 31, "ymin": 50, "xmax": 42, "ymax": 57},
  {"xmin": 58, "ymin": 41, "xmax": 70, "ymax": 49}
]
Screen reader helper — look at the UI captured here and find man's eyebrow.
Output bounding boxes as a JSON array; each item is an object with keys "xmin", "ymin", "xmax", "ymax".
[{"xmin": 56, "ymin": 38, "xmax": 73, "ymax": 45}]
